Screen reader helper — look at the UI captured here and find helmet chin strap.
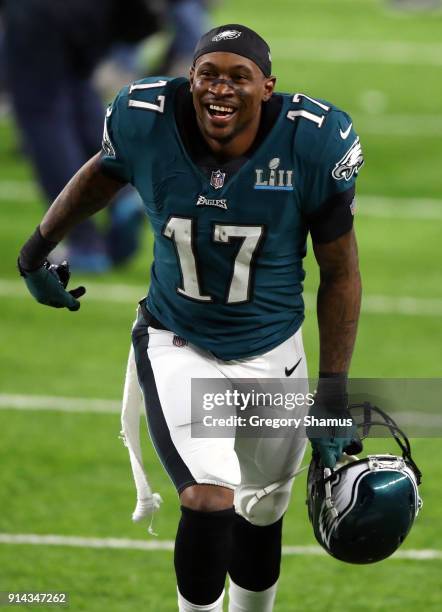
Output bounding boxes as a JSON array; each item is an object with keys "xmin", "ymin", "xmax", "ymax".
[
  {"xmin": 323, "ymin": 454, "xmax": 359, "ymax": 521},
  {"xmin": 323, "ymin": 468, "xmax": 339, "ymax": 519},
  {"xmin": 335, "ymin": 453, "xmax": 359, "ymax": 469},
  {"xmin": 244, "ymin": 464, "xmax": 308, "ymax": 516}
]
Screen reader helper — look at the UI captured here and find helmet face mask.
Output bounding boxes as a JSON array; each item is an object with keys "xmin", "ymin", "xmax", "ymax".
[{"xmin": 307, "ymin": 403, "xmax": 423, "ymax": 564}]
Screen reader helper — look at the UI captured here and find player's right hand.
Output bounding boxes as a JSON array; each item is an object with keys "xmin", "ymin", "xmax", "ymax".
[{"xmin": 18, "ymin": 260, "xmax": 86, "ymax": 311}]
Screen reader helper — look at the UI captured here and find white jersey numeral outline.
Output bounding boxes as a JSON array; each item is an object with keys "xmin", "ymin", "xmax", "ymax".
[
  {"xmin": 163, "ymin": 217, "xmax": 212, "ymax": 302},
  {"xmin": 213, "ymin": 224, "xmax": 264, "ymax": 303},
  {"xmin": 163, "ymin": 217, "xmax": 264, "ymax": 304},
  {"xmin": 287, "ymin": 93, "xmax": 330, "ymax": 128},
  {"xmin": 128, "ymin": 80, "xmax": 168, "ymax": 114}
]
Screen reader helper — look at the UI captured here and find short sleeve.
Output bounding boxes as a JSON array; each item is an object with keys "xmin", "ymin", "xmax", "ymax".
[
  {"xmin": 302, "ymin": 110, "xmax": 364, "ymax": 217},
  {"xmin": 99, "ymin": 87, "xmax": 132, "ymax": 183}
]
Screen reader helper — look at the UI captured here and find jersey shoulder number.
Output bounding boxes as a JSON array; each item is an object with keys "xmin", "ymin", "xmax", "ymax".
[
  {"xmin": 285, "ymin": 91, "xmax": 363, "ymax": 181},
  {"xmin": 284, "ymin": 92, "xmax": 363, "ymax": 213},
  {"xmin": 100, "ymin": 77, "xmax": 182, "ymax": 179},
  {"xmin": 286, "ymin": 92, "xmax": 331, "ymax": 129},
  {"xmin": 127, "ymin": 78, "xmax": 170, "ymax": 114}
]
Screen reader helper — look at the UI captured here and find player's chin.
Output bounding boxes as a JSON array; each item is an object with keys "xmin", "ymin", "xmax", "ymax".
[{"xmin": 204, "ymin": 120, "xmax": 239, "ymax": 144}]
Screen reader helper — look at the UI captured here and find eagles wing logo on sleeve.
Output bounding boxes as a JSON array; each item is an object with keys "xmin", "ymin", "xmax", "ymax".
[
  {"xmin": 102, "ymin": 106, "xmax": 116, "ymax": 158},
  {"xmin": 332, "ymin": 137, "xmax": 364, "ymax": 181}
]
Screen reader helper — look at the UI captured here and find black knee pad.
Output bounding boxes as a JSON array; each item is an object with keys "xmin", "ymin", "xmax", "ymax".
[
  {"xmin": 229, "ymin": 514, "xmax": 283, "ymax": 591},
  {"xmin": 175, "ymin": 505, "xmax": 235, "ymax": 606}
]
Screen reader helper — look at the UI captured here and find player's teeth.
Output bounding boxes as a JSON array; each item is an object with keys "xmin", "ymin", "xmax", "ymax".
[{"xmin": 209, "ymin": 105, "xmax": 234, "ymax": 113}]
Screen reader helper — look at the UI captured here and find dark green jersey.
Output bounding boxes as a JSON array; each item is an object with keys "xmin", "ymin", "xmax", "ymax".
[{"xmin": 101, "ymin": 77, "xmax": 363, "ymax": 360}]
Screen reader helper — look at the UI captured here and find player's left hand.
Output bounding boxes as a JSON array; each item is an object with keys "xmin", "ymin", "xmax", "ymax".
[
  {"xmin": 19, "ymin": 260, "xmax": 86, "ymax": 311},
  {"xmin": 306, "ymin": 379, "xmax": 362, "ymax": 468}
]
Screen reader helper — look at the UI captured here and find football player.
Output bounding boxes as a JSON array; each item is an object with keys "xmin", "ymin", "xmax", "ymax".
[{"xmin": 18, "ymin": 24, "xmax": 364, "ymax": 612}]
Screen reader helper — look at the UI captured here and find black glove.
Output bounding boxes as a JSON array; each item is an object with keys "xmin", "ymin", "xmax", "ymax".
[{"xmin": 19, "ymin": 259, "xmax": 86, "ymax": 311}]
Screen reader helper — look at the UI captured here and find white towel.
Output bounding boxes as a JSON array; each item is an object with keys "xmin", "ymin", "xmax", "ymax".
[{"xmin": 120, "ymin": 344, "xmax": 162, "ymax": 533}]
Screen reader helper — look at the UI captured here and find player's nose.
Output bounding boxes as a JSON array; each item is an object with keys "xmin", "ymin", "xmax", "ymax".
[{"xmin": 209, "ymin": 78, "xmax": 235, "ymax": 97}]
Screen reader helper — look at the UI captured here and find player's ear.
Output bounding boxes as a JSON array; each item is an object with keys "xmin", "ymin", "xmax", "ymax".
[
  {"xmin": 263, "ymin": 76, "xmax": 276, "ymax": 102},
  {"xmin": 189, "ymin": 65, "xmax": 195, "ymax": 91}
]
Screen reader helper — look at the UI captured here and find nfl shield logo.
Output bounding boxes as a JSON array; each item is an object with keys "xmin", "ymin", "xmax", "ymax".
[
  {"xmin": 210, "ymin": 169, "xmax": 226, "ymax": 190},
  {"xmin": 173, "ymin": 335, "xmax": 188, "ymax": 347}
]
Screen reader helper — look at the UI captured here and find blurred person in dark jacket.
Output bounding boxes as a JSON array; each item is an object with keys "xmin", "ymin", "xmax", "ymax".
[
  {"xmin": 2, "ymin": 0, "xmax": 162, "ymax": 272},
  {"xmin": 163, "ymin": 0, "xmax": 210, "ymax": 75}
]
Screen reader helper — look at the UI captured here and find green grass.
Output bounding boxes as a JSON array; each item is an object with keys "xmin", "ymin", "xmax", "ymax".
[
  {"xmin": 1, "ymin": 546, "xmax": 440, "ymax": 612},
  {"xmin": 1, "ymin": 0, "xmax": 441, "ymax": 609},
  {"xmin": 0, "ymin": 413, "xmax": 440, "ymax": 610}
]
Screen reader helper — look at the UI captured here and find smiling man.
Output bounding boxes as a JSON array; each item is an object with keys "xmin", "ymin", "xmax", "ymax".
[{"xmin": 18, "ymin": 24, "xmax": 363, "ymax": 612}]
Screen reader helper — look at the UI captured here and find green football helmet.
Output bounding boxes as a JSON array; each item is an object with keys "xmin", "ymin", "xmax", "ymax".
[{"xmin": 307, "ymin": 402, "xmax": 422, "ymax": 564}]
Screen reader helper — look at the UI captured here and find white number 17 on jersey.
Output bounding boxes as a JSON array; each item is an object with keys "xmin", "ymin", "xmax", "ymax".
[{"xmin": 163, "ymin": 217, "xmax": 264, "ymax": 304}]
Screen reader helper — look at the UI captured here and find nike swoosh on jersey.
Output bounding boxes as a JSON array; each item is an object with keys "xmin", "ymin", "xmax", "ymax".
[
  {"xmin": 285, "ymin": 357, "xmax": 302, "ymax": 377},
  {"xmin": 339, "ymin": 123, "xmax": 353, "ymax": 140}
]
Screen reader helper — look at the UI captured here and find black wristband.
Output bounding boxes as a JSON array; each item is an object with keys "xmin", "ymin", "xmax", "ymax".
[
  {"xmin": 316, "ymin": 372, "xmax": 348, "ymax": 411},
  {"xmin": 18, "ymin": 226, "xmax": 58, "ymax": 274}
]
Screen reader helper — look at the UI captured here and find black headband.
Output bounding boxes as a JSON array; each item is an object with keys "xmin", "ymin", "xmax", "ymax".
[{"xmin": 193, "ymin": 24, "xmax": 272, "ymax": 77}]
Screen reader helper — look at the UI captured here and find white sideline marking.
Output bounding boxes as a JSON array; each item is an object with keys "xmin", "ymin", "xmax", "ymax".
[
  {"xmin": 0, "ymin": 181, "xmax": 39, "ymax": 201},
  {"xmin": 272, "ymin": 39, "xmax": 442, "ymax": 67},
  {"xmin": 360, "ymin": 295, "xmax": 442, "ymax": 317},
  {"xmin": 0, "ymin": 533, "xmax": 173, "ymax": 552},
  {"xmin": 2, "ymin": 394, "xmax": 441, "ymax": 431},
  {"xmin": 0, "ymin": 279, "xmax": 143, "ymax": 304},
  {"xmin": 358, "ymin": 196, "xmax": 442, "ymax": 220},
  {"xmin": 2, "ymin": 182, "xmax": 441, "ymax": 218},
  {"xmin": 3, "ymin": 279, "xmax": 442, "ymax": 316},
  {"xmin": 399, "ymin": 412, "xmax": 442, "ymax": 428},
  {"xmin": 1, "ymin": 278, "xmax": 441, "ymax": 316},
  {"xmin": 0, "ymin": 533, "xmax": 440, "ymax": 560},
  {"xmin": 354, "ymin": 114, "xmax": 442, "ymax": 136},
  {"xmin": 0, "ymin": 394, "xmax": 120, "ymax": 414}
]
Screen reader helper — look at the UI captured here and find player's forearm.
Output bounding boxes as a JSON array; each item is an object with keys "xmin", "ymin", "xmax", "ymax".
[
  {"xmin": 40, "ymin": 153, "xmax": 127, "ymax": 242},
  {"xmin": 317, "ymin": 271, "xmax": 361, "ymax": 373},
  {"xmin": 314, "ymin": 229, "xmax": 362, "ymax": 374}
]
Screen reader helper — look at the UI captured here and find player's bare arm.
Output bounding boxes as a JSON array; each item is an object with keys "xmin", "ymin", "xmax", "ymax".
[
  {"xmin": 40, "ymin": 153, "xmax": 127, "ymax": 242},
  {"xmin": 18, "ymin": 153, "xmax": 126, "ymax": 311},
  {"xmin": 313, "ymin": 227, "xmax": 362, "ymax": 374},
  {"xmin": 307, "ymin": 227, "xmax": 362, "ymax": 468}
]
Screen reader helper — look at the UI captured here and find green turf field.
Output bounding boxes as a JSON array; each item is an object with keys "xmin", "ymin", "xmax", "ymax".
[{"xmin": 1, "ymin": 0, "xmax": 441, "ymax": 610}]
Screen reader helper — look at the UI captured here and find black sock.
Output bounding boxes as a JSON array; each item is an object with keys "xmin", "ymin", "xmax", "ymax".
[
  {"xmin": 174, "ymin": 505, "xmax": 235, "ymax": 605},
  {"xmin": 229, "ymin": 514, "xmax": 283, "ymax": 591}
]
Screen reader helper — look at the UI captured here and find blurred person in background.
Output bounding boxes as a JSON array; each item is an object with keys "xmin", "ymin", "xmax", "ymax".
[
  {"xmin": 98, "ymin": 1, "xmax": 213, "ymax": 97},
  {"xmin": 2, "ymin": 0, "xmax": 163, "ymax": 272},
  {"xmin": 158, "ymin": 0, "xmax": 211, "ymax": 75},
  {"xmin": 0, "ymin": 9, "xmax": 4, "ymax": 84}
]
